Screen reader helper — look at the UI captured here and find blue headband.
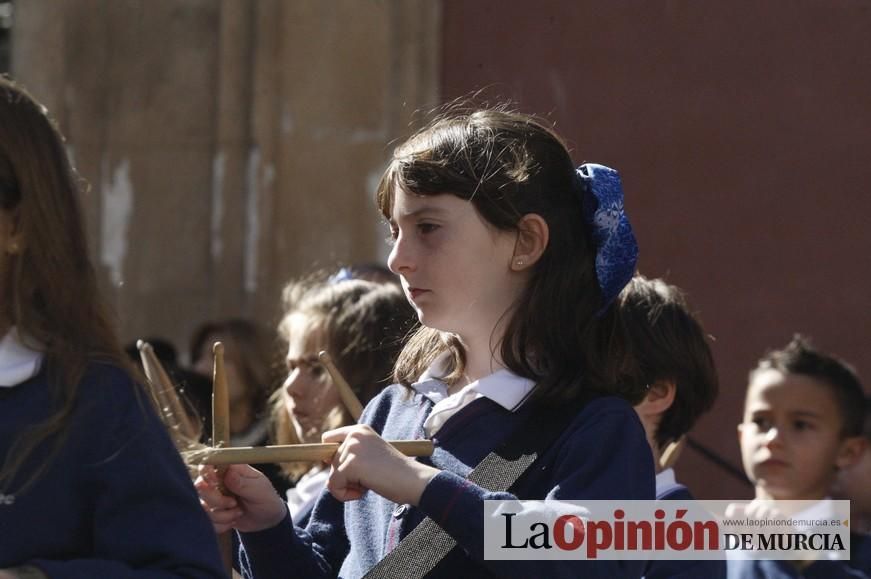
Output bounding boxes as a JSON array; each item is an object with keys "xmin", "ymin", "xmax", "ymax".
[{"xmin": 575, "ymin": 163, "xmax": 639, "ymax": 312}]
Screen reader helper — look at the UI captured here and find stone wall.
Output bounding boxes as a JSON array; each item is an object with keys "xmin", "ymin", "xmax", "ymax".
[{"xmin": 12, "ymin": 0, "xmax": 440, "ymax": 357}]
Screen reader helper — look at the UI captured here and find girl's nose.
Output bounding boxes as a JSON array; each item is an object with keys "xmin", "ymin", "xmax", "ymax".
[
  {"xmin": 284, "ymin": 369, "xmax": 307, "ymax": 398},
  {"xmin": 387, "ymin": 232, "xmax": 415, "ymax": 275},
  {"xmin": 763, "ymin": 426, "xmax": 783, "ymax": 447}
]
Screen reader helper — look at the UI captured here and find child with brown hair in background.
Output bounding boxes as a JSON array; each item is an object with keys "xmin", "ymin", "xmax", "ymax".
[
  {"xmin": 270, "ymin": 274, "xmax": 416, "ymax": 527},
  {"xmin": 729, "ymin": 336, "xmax": 869, "ymax": 579},
  {"xmin": 189, "ymin": 318, "xmax": 276, "ymax": 446},
  {"xmin": 610, "ymin": 275, "xmax": 724, "ymax": 578}
]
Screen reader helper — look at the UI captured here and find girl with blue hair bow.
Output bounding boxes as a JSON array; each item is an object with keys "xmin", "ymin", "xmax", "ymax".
[{"xmin": 197, "ymin": 106, "xmax": 654, "ymax": 578}]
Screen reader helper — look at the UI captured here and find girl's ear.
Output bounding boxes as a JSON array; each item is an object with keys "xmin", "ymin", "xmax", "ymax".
[
  {"xmin": 835, "ymin": 436, "xmax": 867, "ymax": 470},
  {"xmin": 511, "ymin": 213, "xmax": 549, "ymax": 271},
  {"xmin": 636, "ymin": 379, "xmax": 677, "ymax": 417}
]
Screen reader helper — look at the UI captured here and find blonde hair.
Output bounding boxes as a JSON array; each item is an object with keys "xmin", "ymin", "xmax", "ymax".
[{"xmin": 271, "ymin": 275, "xmax": 415, "ymax": 479}]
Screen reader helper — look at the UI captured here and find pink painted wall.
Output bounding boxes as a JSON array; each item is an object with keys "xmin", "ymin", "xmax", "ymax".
[{"xmin": 442, "ymin": 0, "xmax": 871, "ymax": 498}]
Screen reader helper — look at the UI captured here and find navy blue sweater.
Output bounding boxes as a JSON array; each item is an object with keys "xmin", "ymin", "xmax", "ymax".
[
  {"xmin": 0, "ymin": 363, "xmax": 227, "ymax": 578},
  {"xmin": 642, "ymin": 484, "xmax": 726, "ymax": 579},
  {"xmin": 239, "ymin": 384, "xmax": 655, "ymax": 578},
  {"xmin": 727, "ymin": 533, "xmax": 871, "ymax": 578}
]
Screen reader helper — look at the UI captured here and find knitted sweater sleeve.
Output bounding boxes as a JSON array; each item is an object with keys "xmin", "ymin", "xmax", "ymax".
[
  {"xmin": 416, "ymin": 399, "xmax": 655, "ymax": 579},
  {"xmin": 236, "ymin": 386, "xmax": 408, "ymax": 578},
  {"xmin": 27, "ymin": 365, "xmax": 227, "ymax": 578}
]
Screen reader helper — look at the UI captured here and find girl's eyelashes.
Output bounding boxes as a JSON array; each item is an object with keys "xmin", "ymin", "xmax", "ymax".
[
  {"xmin": 385, "ymin": 224, "xmax": 399, "ymax": 245},
  {"xmin": 285, "ymin": 358, "xmax": 325, "ymax": 377},
  {"xmin": 417, "ymin": 222, "xmax": 439, "ymax": 234},
  {"xmin": 793, "ymin": 419, "xmax": 814, "ymax": 432},
  {"xmin": 384, "ymin": 220, "xmax": 439, "ymax": 243},
  {"xmin": 751, "ymin": 416, "xmax": 772, "ymax": 430}
]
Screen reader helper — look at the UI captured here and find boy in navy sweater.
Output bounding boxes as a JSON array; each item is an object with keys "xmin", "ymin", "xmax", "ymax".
[
  {"xmin": 610, "ymin": 275, "xmax": 725, "ymax": 579},
  {"xmin": 728, "ymin": 336, "xmax": 869, "ymax": 579}
]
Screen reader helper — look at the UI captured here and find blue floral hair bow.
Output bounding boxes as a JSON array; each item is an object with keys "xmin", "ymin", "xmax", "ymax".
[{"xmin": 575, "ymin": 163, "xmax": 639, "ymax": 313}]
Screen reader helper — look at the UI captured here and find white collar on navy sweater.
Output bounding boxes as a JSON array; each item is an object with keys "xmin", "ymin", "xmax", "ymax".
[
  {"xmin": 655, "ymin": 467, "xmax": 683, "ymax": 498},
  {"xmin": 410, "ymin": 351, "xmax": 536, "ymax": 437},
  {"xmin": 0, "ymin": 327, "xmax": 44, "ymax": 388}
]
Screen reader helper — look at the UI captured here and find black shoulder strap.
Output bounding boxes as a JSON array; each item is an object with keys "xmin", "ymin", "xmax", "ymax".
[{"xmin": 364, "ymin": 396, "xmax": 589, "ymax": 579}]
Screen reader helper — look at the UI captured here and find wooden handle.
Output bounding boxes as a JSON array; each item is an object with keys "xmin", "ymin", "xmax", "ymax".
[
  {"xmin": 184, "ymin": 440, "xmax": 434, "ymax": 466},
  {"xmin": 318, "ymin": 350, "xmax": 364, "ymax": 421},
  {"xmin": 659, "ymin": 435, "xmax": 687, "ymax": 471},
  {"xmin": 211, "ymin": 342, "xmax": 230, "ymax": 449},
  {"xmin": 209, "ymin": 341, "xmax": 234, "ymax": 576},
  {"xmin": 137, "ymin": 340, "xmax": 202, "ymax": 446}
]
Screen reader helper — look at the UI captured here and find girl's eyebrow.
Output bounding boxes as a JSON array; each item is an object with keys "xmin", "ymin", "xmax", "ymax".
[
  {"xmin": 790, "ymin": 410, "xmax": 822, "ymax": 419},
  {"xmin": 393, "ymin": 206, "xmax": 449, "ymax": 222}
]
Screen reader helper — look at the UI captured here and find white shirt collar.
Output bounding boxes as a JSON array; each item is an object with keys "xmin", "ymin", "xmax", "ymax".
[
  {"xmin": 411, "ymin": 352, "xmax": 454, "ymax": 403},
  {"xmin": 285, "ymin": 466, "xmax": 329, "ymax": 520},
  {"xmin": 411, "ymin": 351, "xmax": 536, "ymax": 436},
  {"xmin": 0, "ymin": 327, "xmax": 44, "ymax": 388},
  {"xmin": 655, "ymin": 467, "xmax": 683, "ymax": 497},
  {"xmin": 794, "ymin": 497, "xmax": 835, "ymax": 524}
]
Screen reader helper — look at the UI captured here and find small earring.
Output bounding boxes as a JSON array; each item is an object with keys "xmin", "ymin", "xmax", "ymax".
[{"xmin": 515, "ymin": 259, "xmax": 524, "ymax": 267}]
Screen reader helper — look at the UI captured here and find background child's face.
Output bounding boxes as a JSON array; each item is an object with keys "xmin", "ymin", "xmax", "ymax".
[
  {"xmin": 281, "ymin": 313, "xmax": 341, "ymax": 443},
  {"xmin": 738, "ymin": 370, "xmax": 853, "ymax": 500},
  {"xmin": 191, "ymin": 332, "xmax": 255, "ymax": 434}
]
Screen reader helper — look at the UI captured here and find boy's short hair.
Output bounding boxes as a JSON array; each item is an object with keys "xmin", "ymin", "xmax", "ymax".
[
  {"xmin": 750, "ymin": 335, "xmax": 865, "ymax": 437},
  {"xmin": 613, "ymin": 276, "xmax": 719, "ymax": 449}
]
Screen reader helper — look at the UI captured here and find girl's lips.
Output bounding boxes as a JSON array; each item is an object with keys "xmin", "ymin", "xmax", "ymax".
[
  {"xmin": 408, "ymin": 288, "xmax": 430, "ymax": 300},
  {"xmin": 758, "ymin": 458, "xmax": 789, "ymax": 469}
]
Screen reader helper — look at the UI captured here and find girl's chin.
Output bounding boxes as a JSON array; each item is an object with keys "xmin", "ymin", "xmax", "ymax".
[
  {"xmin": 417, "ymin": 314, "xmax": 463, "ymax": 335},
  {"xmin": 292, "ymin": 419, "xmax": 320, "ymax": 444}
]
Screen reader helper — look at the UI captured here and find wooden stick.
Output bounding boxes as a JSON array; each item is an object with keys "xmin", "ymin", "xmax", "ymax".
[
  {"xmin": 212, "ymin": 342, "xmax": 231, "ymax": 451},
  {"xmin": 184, "ymin": 440, "xmax": 434, "ymax": 466},
  {"xmin": 659, "ymin": 435, "xmax": 687, "ymax": 471},
  {"xmin": 137, "ymin": 340, "xmax": 202, "ymax": 448},
  {"xmin": 210, "ymin": 341, "xmax": 234, "ymax": 575},
  {"xmin": 318, "ymin": 350, "xmax": 364, "ymax": 421}
]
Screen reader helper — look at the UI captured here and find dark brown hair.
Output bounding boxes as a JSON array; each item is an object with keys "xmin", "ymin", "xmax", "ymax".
[
  {"xmin": 751, "ymin": 335, "xmax": 865, "ymax": 438},
  {"xmin": 0, "ymin": 77, "xmax": 134, "ymax": 492},
  {"xmin": 272, "ymin": 276, "xmax": 416, "ymax": 477},
  {"xmin": 190, "ymin": 318, "xmax": 277, "ymax": 417},
  {"xmin": 609, "ymin": 275, "xmax": 719, "ymax": 449},
  {"xmin": 376, "ymin": 105, "xmax": 643, "ymax": 405}
]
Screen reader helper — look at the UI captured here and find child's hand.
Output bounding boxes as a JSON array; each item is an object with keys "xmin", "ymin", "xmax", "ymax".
[
  {"xmin": 0, "ymin": 568, "xmax": 46, "ymax": 579},
  {"xmin": 322, "ymin": 425, "xmax": 439, "ymax": 506},
  {"xmin": 195, "ymin": 464, "xmax": 287, "ymax": 533}
]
